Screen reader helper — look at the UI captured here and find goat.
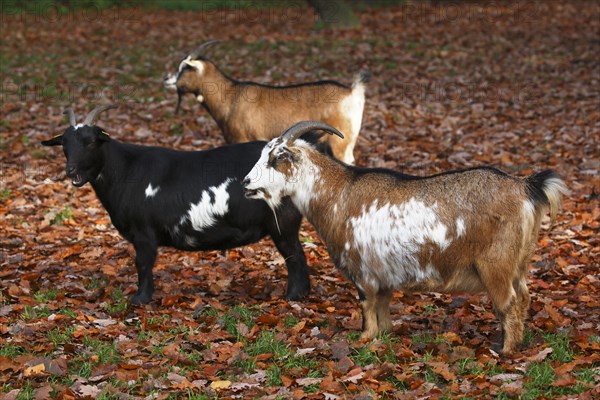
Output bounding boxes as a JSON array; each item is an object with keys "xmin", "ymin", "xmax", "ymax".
[
  {"xmin": 163, "ymin": 40, "xmax": 367, "ymax": 165},
  {"xmin": 42, "ymin": 105, "xmax": 311, "ymax": 305},
  {"xmin": 242, "ymin": 121, "xmax": 568, "ymax": 354}
]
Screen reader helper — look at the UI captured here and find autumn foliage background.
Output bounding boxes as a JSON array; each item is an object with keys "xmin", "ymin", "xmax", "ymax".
[{"xmin": 0, "ymin": 1, "xmax": 599, "ymax": 399}]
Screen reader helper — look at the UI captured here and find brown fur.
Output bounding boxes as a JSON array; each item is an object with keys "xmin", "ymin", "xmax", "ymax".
[
  {"xmin": 274, "ymin": 146, "xmax": 564, "ymax": 354},
  {"xmin": 176, "ymin": 60, "xmax": 362, "ymax": 163}
]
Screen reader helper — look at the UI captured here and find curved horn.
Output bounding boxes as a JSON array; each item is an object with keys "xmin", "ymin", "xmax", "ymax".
[
  {"xmin": 280, "ymin": 121, "xmax": 344, "ymax": 144},
  {"xmin": 82, "ymin": 104, "xmax": 117, "ymax": 126},
  {"xmin": 188, "ymin": 39, "xmax": 221, "ymax": 59},
  {"xmin": 63, "ymin": 107, "xmax": 77, "ymax": 126}
]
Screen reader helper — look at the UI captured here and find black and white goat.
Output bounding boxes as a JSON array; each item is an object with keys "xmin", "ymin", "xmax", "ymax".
[
  {"xmin": 242, "ymin": 121, "xmax": 568, "ymax": 354},
  {"xmin": 42, "ymin": 105, "xmax": 310, "ymax": 305},
  {"xmin": 164, "ymin": 40, "xmax": 367, "ymax": 164}
]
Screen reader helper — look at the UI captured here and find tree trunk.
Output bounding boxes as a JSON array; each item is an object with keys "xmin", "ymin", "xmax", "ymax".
[{"xmin": 307, "ymin": 0, "xmax": 360, "ymax": 29}]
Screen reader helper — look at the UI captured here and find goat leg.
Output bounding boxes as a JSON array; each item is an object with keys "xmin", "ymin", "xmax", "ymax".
[{"xmin": 131, "ymin": 240, "xmax": 157, "ymax": 305}]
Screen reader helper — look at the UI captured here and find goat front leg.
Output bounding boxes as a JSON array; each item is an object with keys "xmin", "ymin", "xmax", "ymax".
[
  {"xmin": 131, "ymin": 239, "xmax": 157, "ymax": 305},
  {"xmin": 269, "ymin": 202, "xmax": 310, "ymax": 300}
]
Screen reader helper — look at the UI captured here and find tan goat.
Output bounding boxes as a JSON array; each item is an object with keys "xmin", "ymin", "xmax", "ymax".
[
  {"xmin": 164, "ymin": 41, "xmax": 367, "ymax": 164},
  {"xmin": 242, "ymin": 121, "xmax": 568, "ymax": 354}
]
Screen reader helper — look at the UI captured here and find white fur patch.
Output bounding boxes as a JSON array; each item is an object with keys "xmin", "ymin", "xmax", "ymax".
[
  {"xmin": 338, "ymin": 80, "xmax": 366, "ymax": 164},
  {"xmin": 521, "ymin": 200, "xmax": 536, "ymax": 247},
  {"xmin": 183, "ymin": 58, "xmax": 204, "ymax": 75},
  {"xmin": 186, "ymin": 179, "xmax": 231, "ymax": 232},
  {"xmin": 456, "ymin": 217, "xmax": 465, "ymax": 237},
  {"xmin": 145, "ymin": 183, "xmax": 159, "ymax": 198},
  {"xmin": 349, "ymin": 198, "xmax": 448, "ymax": 289}
]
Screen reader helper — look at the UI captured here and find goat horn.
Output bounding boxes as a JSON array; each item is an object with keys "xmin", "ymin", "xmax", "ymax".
[
  {"xmin": 83, "ymin": 104, "xmax": 118, "ymax": 126},
  {"xmin": 280, "ymin": 121, "xmax": 344, "ymax": 144},
  {"xmin": 63, "ymin": 107, "xmax": 77, "ymax": 126},
  {"xmin": 188, "ymin": 39, "xmax": 221, "ymax": 59}
]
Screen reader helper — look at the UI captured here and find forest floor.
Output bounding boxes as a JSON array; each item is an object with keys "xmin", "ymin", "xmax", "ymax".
[{"xmin": 1, "ymin": 1, "xmax": 599, "ymax": 399}]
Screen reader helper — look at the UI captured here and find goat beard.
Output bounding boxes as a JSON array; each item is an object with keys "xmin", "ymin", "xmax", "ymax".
[{"xmin": 175, "ymin": 89, "xmax": 183, "ymax": 114}]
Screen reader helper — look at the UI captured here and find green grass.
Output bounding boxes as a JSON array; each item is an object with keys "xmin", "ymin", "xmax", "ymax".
[
  {"xmin": 83, "ymin": 336, "xmax": 120, "ymax": 364},
  {"xmin": 351, "ymin": 344, "xmax": 380, "ymax": 367},
  {"xmin": 34, "ymin": 289, "xmax": 58, "ymax": 303},
  {"xmin": 0, "ymin": 190, "xmax": 10, "ymax": 201},
  {"xmin": 50, "ymin": 206, "xmax": 73, "ymax": 225},
  {"xmin": 543, "ymin": 331, "xmax": 574, "ymax": 363},
  {"xmin": 0, "ymin": 344, "xmax": 24, "ymax": 358},
  {"xmin": 20, "ymin": 305, "xmax": 52, "ymax": 320},
  {"xmin": 247, "ymin": 330, "xmax": 291, "ymax": 358},
  {"xmin": 15, "ymin": 382, "xmax": 35, "ymax": 400},
  {"xmin": 103, "ymin": 288, "xmax": 129, "ymax": 315},
  {"xmin": 221, "ymin": 304, "xmax": 258, "ymax": 341},
  {"xmin": 266, "ymin": 364, "xmax": 283, "ymax": 386},
  {"xmin": 523, "ymin": 362, "xmax": 556, "ymax": 400},
  {"xmin": 47, "ymin": 326, "xmax": 76, "ymax": 348},
  {"xmin": 283, "ymin": 314, "xmax": 300, "ymax": 328},
  {"xmin": 59, "ymin": 307, "xmax": 78, "ymax": 319}
]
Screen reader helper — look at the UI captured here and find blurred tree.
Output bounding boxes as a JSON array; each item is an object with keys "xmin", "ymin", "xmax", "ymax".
[{"xmin": 307, "ymin": 0, "xmax": 360, "ymax": 29}]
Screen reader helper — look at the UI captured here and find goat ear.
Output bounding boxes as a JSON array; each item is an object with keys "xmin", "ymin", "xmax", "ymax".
[
  {"xmin": 183, "ymin": 59, "xmax": 202, "ymax": 70},
  {"xmin": 41, "ymin": 134, "xmax": 63, "ymax": 147}
]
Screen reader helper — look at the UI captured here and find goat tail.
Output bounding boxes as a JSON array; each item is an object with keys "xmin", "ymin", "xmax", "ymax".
[
  {"xmin": 525, "ymin": 170, "xmax": 568, "ymax": 224},
  {"xmin": 352, "ymin": 70, "xmax": 370, "ymax": 90}
]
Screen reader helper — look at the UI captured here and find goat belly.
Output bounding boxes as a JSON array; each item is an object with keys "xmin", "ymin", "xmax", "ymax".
[{"xmin": 341, "ymin": 198, "xmax": 451, "ymax": 290}]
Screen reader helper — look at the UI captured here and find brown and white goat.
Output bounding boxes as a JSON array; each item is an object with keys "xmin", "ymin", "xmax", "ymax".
[
  {"xmin": 164, "ymin": 41, "xmax": 367, "ymax": 164},
  {"xmin": 242, "ymin": 121, "xmax": 567, "ymax": 354}
]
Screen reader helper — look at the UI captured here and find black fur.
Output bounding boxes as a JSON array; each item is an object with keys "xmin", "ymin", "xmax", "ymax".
[
  {"xmin": 525, "ymin": 169, "xmax": 558, "ymax": 206},
  {"xmin": 43, "ymin": 126, "xmax": 310, "ymax": 305}
]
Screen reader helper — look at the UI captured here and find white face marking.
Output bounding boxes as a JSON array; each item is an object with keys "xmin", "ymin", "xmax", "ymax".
[
  {"xmin": 164, "ymin": 73, "xmax": 177, "ymax": 90},
  {"xmin": 349, "ymin": 198, "xmax": 447, "ymax": 289},
  {"xmin": 185, "ymin": 179, "xmax": 231, "ymax": 232},
  {"xmin": 243, "ymin": 139, "xmax": 318, "ymax": 214},
  {"xmin": 145, "ymin": 183, "xmax": 159, "ymax": 198},
  {"xmin": 164, "ymin": 57, "xmax": 204, "ymax": 91},
  {"xmin": 456, "ymin": 217, "xmax": 465, "ymax": 237}
]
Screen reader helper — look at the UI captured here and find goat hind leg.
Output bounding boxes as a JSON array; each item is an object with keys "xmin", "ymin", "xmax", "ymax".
[
  {"xmin": 358, "ymin": 284, "xmax": 379, "ymax": 340},
  {"xmin": 376, "ymin": 288, "xmax": 393, "ymax": 332}
]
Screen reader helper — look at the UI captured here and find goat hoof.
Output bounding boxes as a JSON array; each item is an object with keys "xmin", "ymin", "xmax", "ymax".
[
  {"xmin": 285, "ymin": 285, "xmax": 310, "ymax": 301},
  {"xmin": 131, "ymin": 293, "xmax": 152, "ymax": 306}
]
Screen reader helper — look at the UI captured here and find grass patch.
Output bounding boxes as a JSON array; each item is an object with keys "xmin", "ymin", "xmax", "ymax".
[
  {"xmin": 221, "ymin": 304, "xmax": 258, "ymax": 341},
  {"xmin": 50, "ymin": 206, "xmax": 73, "ymax": 225},
  {"xmin": 15, "ymin": 382, "xmax": 35, "ymax": 400},
  {"xmin": 543, "ymin": 331, "xmax": 574, "ymax": 363},
  {"xmin": 103, "ymin": 288, "xmax": 129, "ymax": 315},
  {"xmin": 20, "ymin": 305, "xmax": 52, "ymax": 320},
  {"xmin": 0, "ymin": 344, "xmax": 24, "ymax": 358},
  {"xmin": 283, "ymin": 314, "xmax": 300, "ymax": 328},
  {"xmin": 34, "ymin": 288, "xmax": 58, "ymax": 303},
  {"xmin": 351, "ymin": 344, "xmax": 380, "ymax": 367},
  {"xmin": 523, "ymin": 362, "xmax": 555, "ymax": 399},
  {"xmin": 247, "ymin": 330, "xmax": 291, "ymax": 358},
  {"xmin": 83, "ymin": 336, "xmax": 120, "ymax": 364},
  {"xmin": 47, "ymin": 326, "xmax": 76, "ymax": 348}
]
